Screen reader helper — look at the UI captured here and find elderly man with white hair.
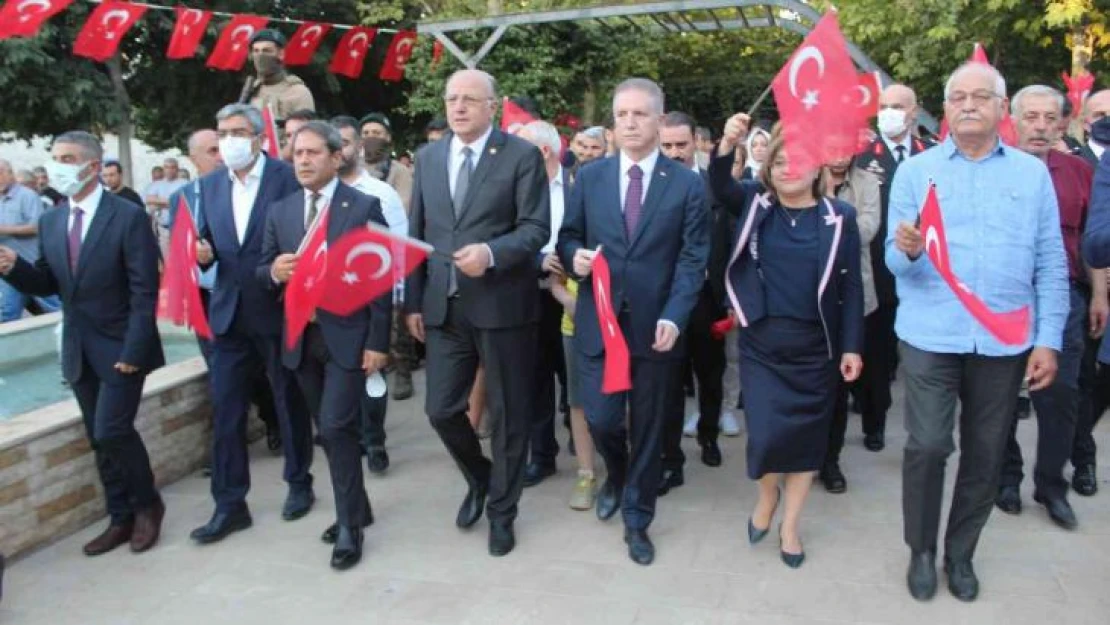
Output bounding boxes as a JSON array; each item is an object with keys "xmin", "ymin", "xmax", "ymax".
[
  {"xmin": 0, "ymin": 158, "xmax": 61, "ymax": 321},
  {"xmin": 888, "ymin": 63, "xmax": 1068, "ymax": 602}
]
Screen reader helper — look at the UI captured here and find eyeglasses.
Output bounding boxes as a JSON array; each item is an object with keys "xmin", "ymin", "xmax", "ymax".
[
  {"xmin": 946, "ymin": 90, "xmax": 1002, "ymax": 106},
  {"xmin": 443, "ymin": 94, "xmax": 492, "ymax": 108}
]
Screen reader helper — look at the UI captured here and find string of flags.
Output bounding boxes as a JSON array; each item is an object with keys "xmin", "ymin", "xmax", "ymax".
[{"xmin": 0, "ymin": 0, "xmax": 440, "ymax": 82}]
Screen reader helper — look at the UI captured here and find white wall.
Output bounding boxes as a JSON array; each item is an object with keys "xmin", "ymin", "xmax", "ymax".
[{"xmin": 0, "ymin": 133, "xmax": 191, "ymax": 192}]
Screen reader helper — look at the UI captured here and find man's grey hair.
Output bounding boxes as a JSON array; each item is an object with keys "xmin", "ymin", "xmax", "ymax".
[
  {"xmin": 613, "ymin": 78, "xmax": 665, "ymax": 115},
  {"xmin": 216, "ymin": 103, "xmax": 264, "ymax": 134},
  {"xmin": 1011, "ymin": 85, "xmax": 1065, "ymax": 117},
  {"xmin": 53, "ymin": 131, "xmax": 104, "ymax": 161},
  {"xmin": 15, "ymin": 170, "xmax": 35, "ymax": 185},
  {"xmin": 695, "ymin": 126, "xmax": 712, "ymax": 141},
  {"xmin": 32, "ymin": 166, "xmax": 47, "ymax": 175},
  {"xmin": 521, "ymin": 121, "xmax": 562, "ymax": 157},
  {"xmin": 445, "ymin": 69, "xmax": 499, "ymax": 99},
  {"xmin": 291, "ymin": 120, "xmax": 343, "ymax": 153},
  {"xmin": 580, "ymin": 126, "xmax": 608, "ymax": 151},
  {"xmin": 163, "ymin": 157, "xmax": 179, "ymax": 166},
  {"xmin": 944, "ymin": 63, "xmax": 1007, "ymax": 100}
]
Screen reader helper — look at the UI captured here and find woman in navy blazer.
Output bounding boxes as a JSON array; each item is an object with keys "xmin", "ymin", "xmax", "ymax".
[{"xmin": 709, "ymin": 116, "xmax": 864, "ymax": 568}]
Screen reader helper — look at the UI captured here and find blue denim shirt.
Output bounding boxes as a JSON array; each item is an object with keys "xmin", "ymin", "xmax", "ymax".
[{"xmin": 885, "ymin": 137, "xmax": 1068, "ymax": 355}]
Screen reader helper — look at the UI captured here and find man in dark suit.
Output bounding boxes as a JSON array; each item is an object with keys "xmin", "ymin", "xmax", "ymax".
[
  {"xmin": 1074, "ymin": 90, "xmax": 1110, "ymax": 166},
  {"xmin": 853, "ymin": 83, "xmax": 933, "ymax": 453},
  {"xmin": 558, "ymin": 79, "xmax": 709, "ymax": 565},
  {"xmin": 190, "ymin": 103, "xmax": 314, "ymax": 544},
  {"xmin": 405, "ymin": 69, "xmax": 550, "ymax": 557},
  {"xmin": 0, "ymin": 131, "xmax": 166, "ymax": 556},
  {"xmin": 260, "ymin": 121, "xmax": 392, "ymax": 570}
]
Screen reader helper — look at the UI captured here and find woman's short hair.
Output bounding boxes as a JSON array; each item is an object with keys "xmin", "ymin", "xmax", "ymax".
[{"xmin": 759, "ymin": 136, "xmax": 823, "ymax": 201}]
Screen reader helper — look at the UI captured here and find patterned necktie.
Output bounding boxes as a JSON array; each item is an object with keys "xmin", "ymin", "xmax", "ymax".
[
  {"xmin": 453, "ymin": 146, "xmax": 473, "ymax": 216},
  {"xmin": 68, "ymin": 207, "xmax": 83, "ymax": 273},
  {"xmin": 895, "ymin": 145, "xmax": 907, "ymax": 163},
  {"xmin": 307, "ymin": 192, "xmax": 320, "ymax": 230},
  {"xmin": 624, "ymin": 164, "xmax": 644, "ymax": 238}
]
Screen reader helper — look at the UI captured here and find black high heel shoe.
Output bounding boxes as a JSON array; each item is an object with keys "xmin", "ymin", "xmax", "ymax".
[
  {"xmin": 779, "ymin": 523, "xmax": 805, "ymax": 568},
  {"xmin": 747, "ymin": 487, "xmax": 781, "ymax": 545}
]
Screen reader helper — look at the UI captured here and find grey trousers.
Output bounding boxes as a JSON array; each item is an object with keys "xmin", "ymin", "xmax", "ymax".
[{"xmin": 900, "ymin": 342, "xmax": 1027, "ymax": 561}]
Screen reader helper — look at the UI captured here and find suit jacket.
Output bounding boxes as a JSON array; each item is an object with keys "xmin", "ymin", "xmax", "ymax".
[
  {"xmin": 258, "ymin": 181, "xmax": 393, "ymax": 371},
  {"xmin": 198, "ymin": 156, "xmax": 301, "ymax": 337},
  {"xmin": 405, "ymin": 129, "xmax": 551, "ymax": 328},
  {"xmin": 557, "ymin": 154, "xmax": 709, "ymax": 361},
  {"xmin": 1083, "ymin": 150, "xmax": 1110, "ymax": 363},
  {"xmin": 700, "ymin": 168, "xmax": 735, "ymax": 321},
  {"xmin": 6, "ymin": 191, "xmax": 164, "ymax": 383}
]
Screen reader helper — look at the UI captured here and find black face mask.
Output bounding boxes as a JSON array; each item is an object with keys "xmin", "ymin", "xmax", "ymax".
[
  {"xmin": 363, "ymin": 137, "xmax": 391, "ymax": 164},
  {"xmin": 253, "ymin": 53, "xmax": 283, "ymax": 77},
  {"xmin": 1092, "ymin": 116, "xmax": 1110, "ymax": 146}
]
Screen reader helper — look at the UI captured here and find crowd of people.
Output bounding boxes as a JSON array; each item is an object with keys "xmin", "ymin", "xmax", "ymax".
[{"xmin": 1, "ymin": 26, "xmax": 1109, "ymax": 608}]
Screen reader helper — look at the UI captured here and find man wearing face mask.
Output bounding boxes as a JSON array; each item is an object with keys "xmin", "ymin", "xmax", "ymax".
[
  {"xmin": 239, "ymin": 30, "xmax": 315, "ymax": 122},
  {"xmin": 854, "ymin": 83, "xmax": 933, "ymax": 454},
  {"xmin": 190, "ymin": 103, "xmax": 314, "ymax": 545},
  {"xmin": 0, "ymin": 131, "xmax": 166, "ymax": 557},
  {"xmin": 360, "ymin": 113, "xmax": 414, "ymax": 216}
]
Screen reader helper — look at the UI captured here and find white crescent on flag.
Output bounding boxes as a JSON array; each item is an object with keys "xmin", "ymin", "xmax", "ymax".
[
  {"xmin": 181, "ymin": 8, "xmax": 204, "ymax": 34},
  {"xmin": 855, "ymin": 84, "xmax": 871, "ymax": 107},
  {"xmin": 230, "ymin": 24, "xmax": 256, "ymax": 50},
  {"xmin": 304, "ymin": 242, "xmax": 328, "ymax": 289},
  {"xmin": 788, "ymin": 46, "xmax": 825, "ymax": 111},
  {"xmin": 101, "ymin": 9, "xmax": 132, "ymax": 38},
  {"xmin": 17, "ymin": 0, "xmax": 51, "ymax": 22},
  {"xmin": 301, "ymin": 24, "xmax": 324, "ymax": 47},
  {"xmin": 345, "ymin": 242, "xmax": 392, "ymax": 280},
  {"xmin": 349, "ymin": 31, "xmax": 371, "ymax": 58},
  {"xmin": 393, "ymin": 37, "xmax": 415, "ymax": 68}
]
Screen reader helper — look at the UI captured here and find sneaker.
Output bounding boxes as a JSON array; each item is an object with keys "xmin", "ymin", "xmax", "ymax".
[
  {"xmin": 720, "ymin": 412, "xmax": 742, "ymax": 437},
  {"xmin": 569, "ymin": 474, "xmax": 598, "ymax": 511},
  {"xmin": 682, "ymin": 412, "xmax": 700, "ymax": 437}
]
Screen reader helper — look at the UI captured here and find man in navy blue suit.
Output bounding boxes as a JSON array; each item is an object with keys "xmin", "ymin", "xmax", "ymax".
[
  {"xmin": 0, "ymin": 131, "xmax": 166, "ymax": 556},
  {"xmin": 190, "ymin": 104, "xmax": 314, "ymax": 544},
  {"xmin": 558, "ymin": 78, "xmax": 709, "ymax": 565}
]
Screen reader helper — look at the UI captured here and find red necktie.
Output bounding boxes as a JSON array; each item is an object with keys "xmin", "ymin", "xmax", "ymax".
[
  {"xmin": 624, "ymin": 164, "xmax": 643, "ymax": 238},
  {"xmin": 68, "ymin": 207, "xmax": 83, "ymax": 273}
]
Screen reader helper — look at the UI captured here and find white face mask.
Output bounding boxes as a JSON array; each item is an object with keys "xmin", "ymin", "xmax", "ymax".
[
  {"xmin": 45, "ymin": 160, "xmax": 95, "ymax": 197},
  {"xmin": 219, "ymin": 136, "xmax": 257, "ymax": 171},
  {"xmin": 877, "ymin": 108, "xmax": 908, "ymax": 139}
]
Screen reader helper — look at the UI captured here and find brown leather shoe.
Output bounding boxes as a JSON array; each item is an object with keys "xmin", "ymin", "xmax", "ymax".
[
  {"xmin": 83, "ymin": 523, "xmax": 133, "ymax": 556},
  {"xmin": 130, "ymin": 498, "xmax": 166, "ymax": 553}
]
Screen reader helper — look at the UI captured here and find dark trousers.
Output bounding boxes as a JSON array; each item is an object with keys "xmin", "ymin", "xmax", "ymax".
[
  {"xmin": 1001, "ymin": 286, "xmax": 1085, "ymax": 499},
  {"xmin": 1072, "ymin": 338, "xmax": 1110, "ymax": 468},
  {"xmin": 424, "ymin": 300, "xmax": 537, "ymax": 524},
  {"xmin": 859, "ymin": 304, "xmax": 897, "ymax": 435},
  {"xmin": 826, "ymin": 381, "xmax": 850, "ymax": 465},
  {"xmin": 294, "ymin": 325, "xmax": 371, "ymax": 527},
  {"xmin": 72, "ymin": 364, "xmax": 159, "ymax": 525},
  {"xmin": 900, "ymin": 342, "xmax": 1026, "ymax": 561},
  {"xmin": 209, "ymin": 315, "xmax": 313, "ymax": 512},
  {"xmin": 360, "ymin": 392, "xmax": 388, "ymax": 451},
  {"xmin": 391, "ymin": 310, "xmax": 419, "ymax": 377},
  {"xmin": 528, "ymin": 289, "xmax": 564, "ymax": 468}
]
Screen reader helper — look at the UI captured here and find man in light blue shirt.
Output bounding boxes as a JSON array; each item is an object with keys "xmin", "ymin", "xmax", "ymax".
[
  {"xmin": 0, "ymin": 158, "xmax": 61, "ymax": 321},
  {"xmin": 886, "ymin": 63, "xmax": 1068, "ymax": 603}
]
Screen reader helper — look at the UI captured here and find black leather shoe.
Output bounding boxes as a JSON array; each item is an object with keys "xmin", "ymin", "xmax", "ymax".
[
  {"xmin": 624, "ymin": 529, "xmax": 655, "ymax": 565},
  {"xmin": 995, "ymin": 485, "xmax": 1022, "ymax": 515},
  {"xmin": 367, "ymin": 448, "xmax": 390, "ymax": 475},
  {"xmin": 1033, "ymin": 492, "xmax": 1078, "ymax": 530},
  {"xmin": 907, "ymin": 550, "xmax": 937, "ymax": 601},
  {"xmin": 700, "ymin": 437, "xmax": 722, "ymax": 467},
  {"xmin": 657, "ymin": 468, "xmax": 685, "ymax": 496},
  {"xmin": 456, "ymin": 484, "xmax": 487, "ymax": 529},
  {"xmin": 1073, "ymin": 464, "xmax": 1098, "ymax": 496},
  {"xmin": 819, "ymin": 463, "xmax": 847, "ymax": 494},
  {"xmin": 596, "ymin": 479, "xmax": 621, "ymax": 521},
  {"xmin": 330, "ymin": 526, "xmax": 363, "ymax": 570},
  {"xmin": 778, "ymin": 526, "xmax": 805, "ymax": 569},
  {"xmin": 863, "ymin": 431, "xmax": 885, "ymax": 452},
  {"xmin": 488, "ymin": 521, "xmax": 515, "ymax": 557},
  {"xmin": 944, "ymin": 558, "xmax": 979, "ymax": 602},
  {"xmin": 522, "ymin": 463, "xmax": 556, "ymax": 488},
  {"xmin": 266, "ymin": 426, "xmax": 282, "ymax": 455},
  {"xmin": 282, "ymin": 488, "xmax": 315, "ymax": 521},
  {"xmin": 190, "ymin": 508, "xmax": 253, "ymax": 544},
  {"xmin": 321, "ymin": 511, "xmax": 374, "ymax": 544}
]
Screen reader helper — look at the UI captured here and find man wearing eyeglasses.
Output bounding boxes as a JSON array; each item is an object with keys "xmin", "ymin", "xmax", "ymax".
[
  {"xmin": 406, "ymin": 69, "xmax": 550, "ymax": 558},
  {"xmin": 887, "ymin": 63, "xmax": 1068, "ymax": 603}
]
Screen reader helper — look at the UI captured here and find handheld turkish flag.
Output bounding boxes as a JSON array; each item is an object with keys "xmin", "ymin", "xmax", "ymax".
[
  {"xmin": 158, "ymin": 196, "xmax": 212, "ymax": 340},
  {"xmin": 329, "ymin": 26, "xmax": 376, "ymax": 79},
  {"xmin": 1063, "ymin": 71, "xmax": 1096, "ymax": 123},
  {"xmin": 856, "ymin": 70, "xmax": 882, "ymax": 119},
  {"xmin": 284, "ymin": 209, "xmax": 330, "ymax": 349},
  {"xmin": 283, "ymin": 21, "xmax": 331, "ymax": 66},
  {"xmin": 73, "ymin": 1, "xmax": 147, "ymax": 62},
  {"xmin": 591, "ymin": 251, "xmax": 632, "ymax": 394},
  {"xmin": 318, "ymin": 224, "xmax": 432, "ymax": 317},
  {"xmin": 379, "ymin": 30, "xmax": 418, "ymax": 82},
  {"xmin": 500, "ymin": 97, "xmax": 536, "ymax": 133},
  {"xmin": 918, "ymin": 183, "xmax": 1030, "ymax": 345},
  {"xmin": 206, "ymin": 14, "xmax": 268, "ymax": 71},
  {"xmin": 166, "ymin": 7, "xmax": 212, "ymax": 59},
  {"xmin": 0, "ymin": 0, "xmax": 74, "ymax": 40},
  {"xmin": 770, "ymin": 12, "xmax": 864, "ymax": 175},
  {"xmin": 261, "ymin": 104, "xmax": 280, "ymax": 159}
]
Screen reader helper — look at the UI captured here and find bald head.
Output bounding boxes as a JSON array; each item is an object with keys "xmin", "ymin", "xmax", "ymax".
[
  {"xmin": 1084, "ymin": 89, "xmax": 1110, "ymax": 135},
  {"xmin": 187, "ymin": 129, "xmax": 222, "ymax": 175},
  {"xmin": 881, "ymin": 84, "xmax": 917, "ymax": 108},
  {"xmin": 444, "ymin": 69, "xmax": 498, "ymax": 143},
  {"xmin": 446, "ymin": 69, "xmax": 497, "ymax": 100}
]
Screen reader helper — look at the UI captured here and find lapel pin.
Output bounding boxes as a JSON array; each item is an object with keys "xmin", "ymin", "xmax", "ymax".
[
  {"xmin": 490, "ymin": 147, "xmax": 498, "ymax": 155},
  {"xmin": 660, "ymin": 170, "xmax": 667, "ymax": 177},
  {"xmin": 342, "ymin": 201, "xmax": 349, "ymax": 208}
]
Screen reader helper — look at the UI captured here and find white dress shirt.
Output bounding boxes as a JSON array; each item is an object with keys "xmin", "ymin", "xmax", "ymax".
[
  {"xmin": 350, "ymin": 170, "xmax": 408, "ymax": 237},
  {"xmin": 541, "ymin": 165, "xmax": 565, "ymax": 254},
  {"xmin": 1091, "ymin": 139, "xmax": 1106, "ymax": 161},
  {"xmin": 448, "ymin": 125, "xmax": 493, "ymax": 198},
  {"xmin": 618, "ymin": 149, "xmax": 660, "ymax": 210},
  {"xmin": 67, "ymin": 184, "xmax": 104, "ymax": 241},
  {"xmin": 881, "ymin": 133, "xmax": 913, "ymax": 160},
  {"xmin": 230, "ymin": 155, "xmax": 266, "ymax": 243}
]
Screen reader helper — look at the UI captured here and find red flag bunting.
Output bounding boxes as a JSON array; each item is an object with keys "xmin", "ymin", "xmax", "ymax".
[
  {"xmin": 206, "ymin": 14, "xmax": 268, "ymax": 71},
  {"xmin": 166, "ymin": 7, "xmax": 212, "ymax": 60},
  {"xmin": 261, "ymin": 104, "xmax": 280, "ymax": 158},
  {"xmin": 158, "ymin": 196, "xmax": 212, "ymax": 339},
  {"xmin": 591, "ymin": 251, "xmax": 632, "ymax": 394},
  {"xmin": 284, "ymin": 208, "xmax": 330, "ymax": 348},
  {"xmin": 328, "ymin": 26, "xmax": 376, "ymax": 79},
  {"xmin": 379, "ymin": 30, "xmax": 417, "ymax": 82},
  {"xmin": 283, "ymin": 21, "xmax": 331, "ymax": 66},
  {"xmin": 500, "ymin": 97, "xmax": 536, "ymax": 133},
  {"xmin": 432, "ymin": 39, "xmax": 444, "ymax": 65},
  {"xmin": 918, "ymin": 183, "xmax": 1030, "ymax": 345},
  {"xmin": 1062, "ymin": 71, "xmax": 1096, "ymax": 121},
  {"xmin": 72, "ymin": 1, "xmax": 146, "ymax": 62},
  {"xmin": 0, "ymin": 0, "xmax": 74, "ymax": 40},
  {"xmin": 318, "ymin": 225, "xmax": 432, "ymax": 317}
]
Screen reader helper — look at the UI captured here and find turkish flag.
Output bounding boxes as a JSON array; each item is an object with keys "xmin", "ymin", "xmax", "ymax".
[
  {"xmin": 206, "ymin": 14, "xmax": 268, "ymax": 71},
  {"xmin": 283, "ymin": 21, "xmax": 331, "ymax": 66},
  {"xmin": 284, "ymin": 209, "xmax": 330, "ymax": 349},
  {"xmin": 166, "ymin": 7, "xmax": 212, "ymax": 59},
  {"xmin": 856, "ymin": 70, "xmax": 882, "ymax": 119},
  {"xmin": 970, "ymin": 42, "xmax": 990, "ymax": 64},
  {"xmin": 918, "ymin": 183, "xmax": 1030, "ymax": 345},
  {"xmin": 770, "ymin": 12, "xmax": 864, "ymax": 174},
  {"xmin": 158, "ymin": 197, "xmax": 212, "ymax": 340},
  {"xmin": 73, "ymin": 1, "xmax": 146, "ymax": 62},
  {"xmin": 261, "ymin": 104, "xmax": 280, "ymax": 159},
  {"xmin": 591, "ymin": 252, "xmax": 632, "ymax": 394},
  {"xmin": 0, "ymin": 0, "xmax": 74, "ymax": 40},
  {"xmin": 501, "ymin": 97, "xmax": 536, "ymax": 133},
  {"xmin": 329, "ymin": 26, "xmax": 376, "ymax": 79},
  {"xmin": 319, "ymin": 225, "xmax": 432, "ymax": 317},
  {"xmin": 938, "ymin": 43, "xmax": 1018, "ymax": 145},
  {"xmin": 1063, "ymin": 71, "xmax": 1096, "ymax": 122},
  {"xmin": 379, "ymin": 30, "xmax": 417, "ymax": 82}
]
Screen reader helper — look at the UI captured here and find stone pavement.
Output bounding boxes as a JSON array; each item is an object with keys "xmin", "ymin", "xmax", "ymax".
[{"xmin": 2, "ymin": 372, "xmax": 1109, "ymax": 625}]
